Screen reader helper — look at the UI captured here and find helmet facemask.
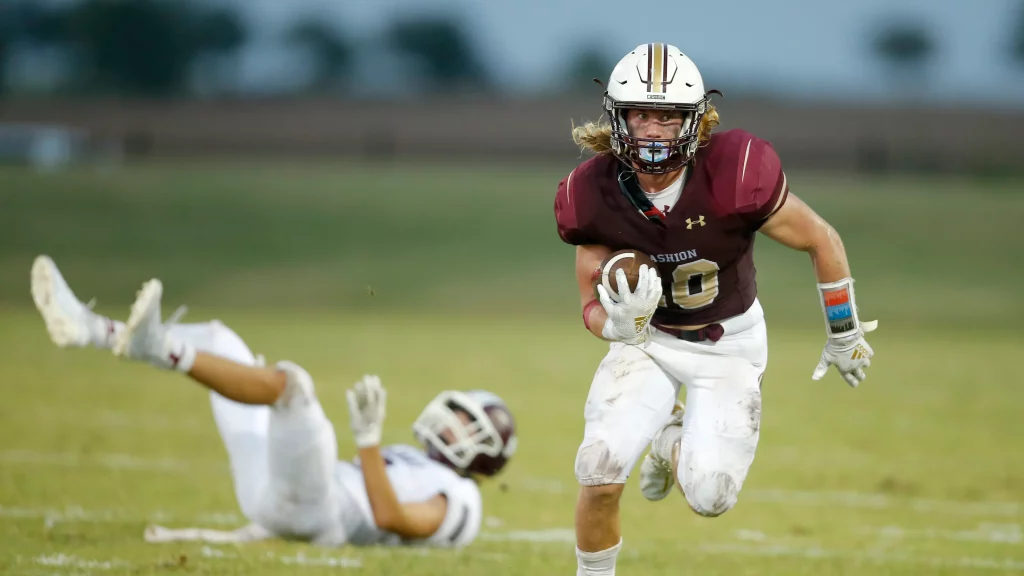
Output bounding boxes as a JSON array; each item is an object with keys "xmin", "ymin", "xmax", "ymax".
[
  {"xmin": 605, "ymin": 94, "xmax": 709, "ymax": 175},
  {"xmin": 412, "ymin": 390, "xmax": 516, "ymax": 476}
]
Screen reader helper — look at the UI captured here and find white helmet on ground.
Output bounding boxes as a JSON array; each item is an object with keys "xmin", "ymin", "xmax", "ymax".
[
  {"xmin": 412, "ymin": 390, "xmax": 517, "ymax": 477},
  {"xmin": 603, "ymin": 43, "xmax": 716, "ymax": 174}
]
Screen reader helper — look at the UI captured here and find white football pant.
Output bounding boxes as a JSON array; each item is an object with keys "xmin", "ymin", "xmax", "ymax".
[
  {"xmin": 574, "ymin": 299, "xmax": 766, "ymax": 517},
  {"xmin": 165, "ymin": 321, "xmax": 350, "ymax": 544}
]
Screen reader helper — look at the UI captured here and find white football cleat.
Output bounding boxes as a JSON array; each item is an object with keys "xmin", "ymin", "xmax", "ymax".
[
  {"xmin": 639, "ymin": 401, "xmax": 685, "ymax": 501},
  {"xmin": 31, "ymin": 255, "xmax": 100, "ymax": 348},
  {"xmin": 113, "ymin": 279, "xmax": 172, "ymax": 367},
  {"xmin": 114, "ymin": 279, "xmax": 196, "ymax": 372}
]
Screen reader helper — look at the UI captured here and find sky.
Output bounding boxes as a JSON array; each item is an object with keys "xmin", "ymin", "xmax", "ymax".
[
  {"xmin": 204, "ymin": 0, "xmax": 1024, "ymax": 106},
  {"xmin": 24, "ymin": 0, "xmax": 1024, "ymax": 106}
]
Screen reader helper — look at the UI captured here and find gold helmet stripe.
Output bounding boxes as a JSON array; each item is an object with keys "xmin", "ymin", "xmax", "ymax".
[{"xmin": 650, "ymin": 42, "xmax": 666, "ymax": 93}]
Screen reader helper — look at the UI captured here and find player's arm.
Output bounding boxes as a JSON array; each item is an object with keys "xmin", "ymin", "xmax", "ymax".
[
  {"xmin": 576, "ymin": 244, "xmax": 613, "ymax": 340},
  {"xmin": 356, "ymin": 446, "xmax": 447, "ymax": 539},
  {"xmin": 758, "ymin": 191, "xmax": 878, "ymax": 387},
  {"xmin": 557, "ymin": 169, "xmax": 614, "ymax": 341},
  {"xmin": 758, "ymin": 192, "xmax": 849, "ymax": 283},
  {"xmin": 557, "ymin": 169, "xmax": 661, "ymax": 345},
  {"xmin": 575, "ymin": 244, "xmax": 662, "ymax": 345},
  {"xmin": 346, "ymin": 376, "xmax": 448, "ymax": 540}
]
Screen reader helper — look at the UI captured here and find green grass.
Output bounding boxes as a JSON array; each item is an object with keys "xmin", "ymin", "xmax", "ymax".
[{"xmin": 1, "ymin": 160, "xmax": 1023, "ymax": 574}]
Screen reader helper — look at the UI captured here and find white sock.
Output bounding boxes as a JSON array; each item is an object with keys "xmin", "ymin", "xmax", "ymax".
[
  {"xmin": 576, "ymin": 539, "xmax": 621, "ymax": 576},
  {"xmin": 652, "ymin": 422, "xmax": 683, "ymax": 463},
  {"xmin": 162, "ymin": 335, "xmax": 197, "ymax": 373},
  {"xmin": 87, "ymin": 314, "xmax": 124, "ymax": 350}
]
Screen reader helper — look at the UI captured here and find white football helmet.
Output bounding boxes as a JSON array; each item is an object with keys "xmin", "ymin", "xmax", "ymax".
[
  {"xmin": 604, "ymin": 43, "xmax": 715, "ymax": 174},
  {"xmin": 412, "ymin": 390, "xmax": 517, "ymax": 477}
]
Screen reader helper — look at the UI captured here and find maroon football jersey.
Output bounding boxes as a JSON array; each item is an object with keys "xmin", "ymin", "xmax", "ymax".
[{"xmin": 554, "ymin": 129, "xmax": 789, "ymax": 327}]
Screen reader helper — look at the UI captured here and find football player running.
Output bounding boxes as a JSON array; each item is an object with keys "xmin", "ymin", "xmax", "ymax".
[
  {"xmin": 554, "ymin": 43, "xmax": 877, "ymax": 575},
  {"xmin": 30, "ymin": 255, "xmax": 517, "ymax": 549}
]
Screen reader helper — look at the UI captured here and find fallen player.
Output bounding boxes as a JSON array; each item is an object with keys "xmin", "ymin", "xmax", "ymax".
[{"xmin": 30, "ymin": 255, "xmax": 517, "ymax": 548}]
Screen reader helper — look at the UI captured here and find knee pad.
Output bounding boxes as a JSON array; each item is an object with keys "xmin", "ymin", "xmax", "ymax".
[
  {"xmin": 273, "ymin": 360, "xmax": 317, "ymax": 409},
  {"xmin": 683, "ymin": 471, "xmax": 738, "ymax": 517},
  {"xmin": 575, "ymin": 439, "xmax": 630, "ymax": 486}
]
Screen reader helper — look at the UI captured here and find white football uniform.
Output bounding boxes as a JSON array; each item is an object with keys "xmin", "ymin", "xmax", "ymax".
[
  {"xmin": 164, "ymin": 321, "xmax": 482, "ymax": 548},
  {"xmin": 574, "ymin": 298, "xmax": 766, "ymax": 517},
  {"xmin": 337, "ymin": 444, "xmax": 481, "ymax": 547}
]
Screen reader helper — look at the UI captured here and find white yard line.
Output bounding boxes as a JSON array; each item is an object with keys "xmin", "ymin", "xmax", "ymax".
[
  {"xmin": 514, "ymin": 478, "xmax": 1023, "ymax": 517},
  {"xmin": 16, "ymin": 457, "xmax": 1015, "ymax": 521},
  {"xmin": 745, "ymin": 489, "xmax": 1022, "ymax": 517},
  {"xmin": 0, "ymin": 504, "xmax": 240, "ymax": 526},
  {"xmin": 19, "ymin": 526, "xmax": 1024, "ymax": 572},
  {"xmin": 203, "ymin": 549, "xmax": 362, "ymax": 568},
  {"xmin": 480, "ymin": 528, "xmax": 577, "ymax": 543},
  {"xmin": 28, "ymin": 408, "xmax": 209, "ymax": 434},
  {"xmin": 479, "ymin": 528, "xmax": 1024, "ymax": 571},
  {"xmin": 275, "ymin": 552, "xmax": 363, "ymax": 568},
  {"xmin": 863, "ymin": 522, "xmax": 1022, "ymax": 545},
  {"xmin": 34, "ymin": 553, "xmax": 129, "ymax": 570},
  {"xmin": 0, "ymin": 449, "xmax": 224, "ymax": 474},
  {"xmin": 697, "ymin": 542, "xmax": 1024, "ymax": 572}
]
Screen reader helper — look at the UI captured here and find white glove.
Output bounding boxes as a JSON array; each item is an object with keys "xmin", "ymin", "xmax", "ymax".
[
  {"xmin": 346, "ymin": 374, "xmax": 387, "ymax": 448},
  {"xmin": 812, "ymin": 320, "xmax": 878, "ymax": 387},
  {"xmin": 596, "ymin": 265, "xmax": 662, "ymax": 346}
]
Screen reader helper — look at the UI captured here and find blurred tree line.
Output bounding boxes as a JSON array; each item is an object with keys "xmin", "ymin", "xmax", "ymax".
[
  {"xmin": 0, "ymin": 0, "xmax": 246, "ymax": 96},
  {"xmin": 869, "ymin": 1, "xmax": 1024, "ymax": 94},
  {"xmin": 2, "ymin": 0, "xmax": 1024, "ymax": 98},
  {"xmin": 0, "ymin": 0, "xmax": 498, "ymax": 97}
]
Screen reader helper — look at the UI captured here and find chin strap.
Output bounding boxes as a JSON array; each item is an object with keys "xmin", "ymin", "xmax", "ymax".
[{"xmin": 617, "ymin": 167, "xmax": 667, "ymax": 225}]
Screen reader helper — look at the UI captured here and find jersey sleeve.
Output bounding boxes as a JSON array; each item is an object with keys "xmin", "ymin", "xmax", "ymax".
[
  {"xmin": 554, "ymin": 168, "xmax": 597, "ymax": 245},
  {"xmin": 738, "ymin": 138, "xmax": 789, "ymax": 229},
  {"xmin": 426, "ymin": 477, "xmax": 482, "ymax": 548}
]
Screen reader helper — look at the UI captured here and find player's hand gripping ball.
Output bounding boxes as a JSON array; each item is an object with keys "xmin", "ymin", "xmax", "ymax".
[
  {"xmin": 592, "ymin": 249, "xmax": 659, "ymax": 302},
  {"xmin": 591, "ymin": 249, "xmax": 662, "ymax": 346}
]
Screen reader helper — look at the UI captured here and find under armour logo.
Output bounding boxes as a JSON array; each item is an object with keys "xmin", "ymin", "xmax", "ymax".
[{"xmin": 686, "ymin": 216, "xmax": 706, "ymax": 229}]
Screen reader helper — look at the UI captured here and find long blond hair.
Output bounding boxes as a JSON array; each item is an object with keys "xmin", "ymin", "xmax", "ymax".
[{"xmin": 571, "ymin": 104, "xmax": 720, "ymax": 155}]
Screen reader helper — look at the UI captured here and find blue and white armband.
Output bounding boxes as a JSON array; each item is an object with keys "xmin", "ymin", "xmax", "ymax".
[{"xmin": 817, "ymin": 277, "xmax": 861, "ymax": 340}]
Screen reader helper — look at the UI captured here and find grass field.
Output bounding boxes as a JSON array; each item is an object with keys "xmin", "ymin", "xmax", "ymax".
[{"xmin": 1, "ymin": 160, "xmax": 1023, "ymax": 575}]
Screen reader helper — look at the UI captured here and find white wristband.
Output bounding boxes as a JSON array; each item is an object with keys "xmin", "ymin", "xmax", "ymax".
[
  {"xmin": 817, "ymin": 277, "xmax": 860, "ymax": 339},
  {"xmin": 601, "ymin": 317, "xmax": 618, "ymax": 341}
]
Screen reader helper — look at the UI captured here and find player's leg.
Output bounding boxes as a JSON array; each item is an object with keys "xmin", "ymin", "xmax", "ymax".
[
  {"xmin": 115, "ymin": 279, "xmax": 343, "ymax": 543},
  {"xmin": 644, "ymin": 309, "xmax": 767, "ymax": 517},
  {"xmin": 675, "ymin": 355, "xmax": 762, "ymax": 516},
  {"xmin": 163, "ymin": 321, "xmax": 271, "ymax": 522},
  {"xmin": 112, "ymin": 279, "xmax": 287, "ymax": 404},
  {"xmin": 637, "ymin": 400, "xmax": 685, "ymax": 501},
  {"xmin": 34, "ymin": 258, "xmax": 338, "ymax": 538},
  {"xmin": 32, "ymin": 255, "xmax": 278, "ymax": 522},
  {"xmin": 257, "ymin": 360, "xmax": 345, "ymax": 544},
  {"xmin": 32, "ymin": 255, "xmax": 125, "ymax": 349},
  {"xmin": 574, "ymin": 342, "xmax": 679, "ymax": 576}
]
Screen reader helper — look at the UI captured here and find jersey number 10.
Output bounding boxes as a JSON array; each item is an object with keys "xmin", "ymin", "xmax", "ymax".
[{"xmin": 658, "ymin": 259, "xmax": 721, "ymax": 309}]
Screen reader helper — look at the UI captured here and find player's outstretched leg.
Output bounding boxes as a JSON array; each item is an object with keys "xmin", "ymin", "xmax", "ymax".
[
  {"xmin": 32, "ymin": 255, "xmax": 125, "ymax": 349},
  {"xmin": 113, "ymin": 279, "xmax": 284, "ymax": 404},
  {"xmin": 259, "ymin": 361, "xmax": 344, "ymax": 545},
  {"xmin": 163, "ymin": 321, "xmax": 270, "ymax": 523},
  {"xmin": 114, "ymin": 280, "xmax": 344, "ymax": 544},
  {"xmin": 32, "ymin": 256, "xmax": 272, "ymax": 520}
]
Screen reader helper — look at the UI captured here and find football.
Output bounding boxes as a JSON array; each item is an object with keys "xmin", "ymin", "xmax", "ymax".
[{"xmin": 592, "ymin": 249, "xmax": 658, "ymax": 302}]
